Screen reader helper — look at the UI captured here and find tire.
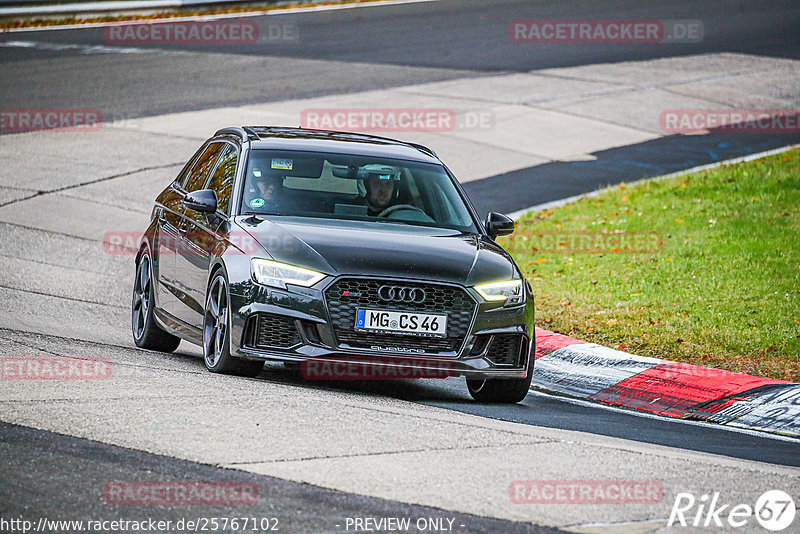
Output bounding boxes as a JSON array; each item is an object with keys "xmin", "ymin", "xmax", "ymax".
[
  {"xmin": 132, "ymin": 252, "xmax": 181, "ymax": 352},
  {"xmin": 203, "ymin": 271, "xmax": 263, "ymax": 378},
  {"xmin": 466, "ymin": 348, "xmax": 533, "ymax": 404}
]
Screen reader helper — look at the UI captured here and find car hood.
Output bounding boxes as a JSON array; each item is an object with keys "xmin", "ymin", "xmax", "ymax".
[{"xmin": 234, "ymin": 216, "xmax": 516, "ymax": 285}]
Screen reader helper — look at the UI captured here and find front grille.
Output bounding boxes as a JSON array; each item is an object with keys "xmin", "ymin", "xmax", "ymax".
[
  {"xmin": 325, "ymin": 278, "xmax": 476, "ymax": 355},
  {"xmin": 485, "ymin": 334, "xmax": 524, "ymax": 366},
  {"xmin": 244, "ymin": 313, "xmax": 301, "ymax": 349}
]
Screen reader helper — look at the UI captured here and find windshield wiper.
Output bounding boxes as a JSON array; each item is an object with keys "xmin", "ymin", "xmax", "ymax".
[{"xmin": 374, "ymin": 218, "xmax": 413, "ymax": 225}]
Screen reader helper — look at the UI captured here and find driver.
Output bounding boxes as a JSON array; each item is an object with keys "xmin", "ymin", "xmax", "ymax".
[{"xmin": 359, "ymin": 164, "xmax": 402, "ymax": 216}]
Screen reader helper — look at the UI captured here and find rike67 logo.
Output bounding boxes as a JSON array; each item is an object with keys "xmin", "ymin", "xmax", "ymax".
[{"xmin": 669, "ymin": 490, "xmax": 796, "ymax": 531}]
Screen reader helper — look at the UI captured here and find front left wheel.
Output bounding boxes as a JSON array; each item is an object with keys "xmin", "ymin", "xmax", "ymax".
[
  {"xmin": 466, "ymin": 347, "xmax": 533, "ymax": 404},
  {"xmin": 132, "ymin": 252, "xmax": 181, "ymax": 352},
  {"xmin": 203, "ymin": 271, "xmax": 263, "ymax": 378}
]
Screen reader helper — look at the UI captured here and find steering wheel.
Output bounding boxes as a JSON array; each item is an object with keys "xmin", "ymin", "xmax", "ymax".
[{"xmin": 377, "ymin": 204, "xmax": 427, "ymax": 218}]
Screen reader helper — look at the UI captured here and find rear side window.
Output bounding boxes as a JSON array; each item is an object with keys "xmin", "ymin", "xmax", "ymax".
[
  {"xmin": 174, "ymin": 145, "xmax": 206, "ymax": 187},
  {"xmin": 206, "ymin": 144, "xmax": 238, "ymax": 215},
  {"xmin": 183, "ymin": 142, "xmax": 225, "ymax": 192}
]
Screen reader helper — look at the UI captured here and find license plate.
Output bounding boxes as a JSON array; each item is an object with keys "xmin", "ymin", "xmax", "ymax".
[{"xmin": 355, "ymin": 308, "xmax": 447, "ymax": 338}]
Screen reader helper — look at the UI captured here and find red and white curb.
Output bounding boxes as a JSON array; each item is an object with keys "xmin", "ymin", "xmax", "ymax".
[{"xmin": 532, "ymin": 328, "xmax": 800, "ymax": 438}]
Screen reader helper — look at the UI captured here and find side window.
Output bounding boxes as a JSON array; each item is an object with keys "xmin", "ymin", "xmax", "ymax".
[
  {"xmin": 174, "ymin": 146, "xmax": 205, "ymax": 189},
  {"xmin": 184, "ymin": 142, "xmax": 225, "ymax": 192},
  {"xmin": 174, "ymin": 145, "xmax": 206, "ymax": 187},
  {"xmin": 206, "ymin": 144, "xmax": 238, "ymax": 215}
]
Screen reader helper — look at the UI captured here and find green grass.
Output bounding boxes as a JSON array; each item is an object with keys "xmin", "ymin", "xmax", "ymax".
[{"xmin": 501, "ymin": 149, "xmax": 800, "ymax": 381}]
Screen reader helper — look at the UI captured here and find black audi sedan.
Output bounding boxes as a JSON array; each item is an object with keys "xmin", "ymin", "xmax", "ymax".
[{"xmin": 132, "ymin": 126, "xmax": 535, "ymax": 403}]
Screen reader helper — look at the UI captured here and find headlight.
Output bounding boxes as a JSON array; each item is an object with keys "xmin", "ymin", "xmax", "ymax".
[
  {"xmin": 475, "ymin": 279, "xmax": 525, "ymax": 305},
  {"xmin": 251, "ymin": 259, "xmax": 325, "ymax": 289}
]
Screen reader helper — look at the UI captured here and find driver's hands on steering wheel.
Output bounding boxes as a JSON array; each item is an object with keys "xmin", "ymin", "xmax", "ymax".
[{"xmin": 376, "ymin": 204, "xmax": 427, "ymax": 218}]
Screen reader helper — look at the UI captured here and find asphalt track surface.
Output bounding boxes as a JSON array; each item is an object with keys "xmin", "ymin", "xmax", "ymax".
[
  {"xmin": 2, "ymin": 0, "xmax": 800, "ymax": 118},
  {"xmin": 1, "ymin": 0, "xmax": 800, "ymax": 531},
  {"xmin": 0, "ymin": 421, "xmax": 559, "ymax": 534},
  {"xmin": 2, "ymin": 0, "xmax": 800, "ymax": 215}
]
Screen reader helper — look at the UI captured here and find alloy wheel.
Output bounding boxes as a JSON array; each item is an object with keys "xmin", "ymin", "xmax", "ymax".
[
  {"xmin": 132, "ymin": 255, "xmax": 151, "ymax": 340},
  {"xmin": 204, "ymin": 276, "xmax": 229, "ymax": 368}
]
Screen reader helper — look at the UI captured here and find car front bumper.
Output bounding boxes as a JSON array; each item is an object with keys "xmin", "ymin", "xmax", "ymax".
[{"xmin": 227, "ymin": 274, "xmax": 534, "ymax": 379}]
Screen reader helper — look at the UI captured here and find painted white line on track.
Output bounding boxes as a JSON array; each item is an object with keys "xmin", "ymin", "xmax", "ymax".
[
  {"xmin": 0, "ymin": 39, "xmax": 152, "ymax": 54},
  {"xmin": 506, "ymin": 143, "xmax": 800, "ymax": 219},
  {"xmin": 2, "ymin": 0, "xmax": 442, "ymax": 33},
  {"xmin": 562, "ymin": 519, "xmax": 669, "ymax": 534},
  {"xmin": 528, "ymin": 389, "xmax": 800, "ymax": 445}
]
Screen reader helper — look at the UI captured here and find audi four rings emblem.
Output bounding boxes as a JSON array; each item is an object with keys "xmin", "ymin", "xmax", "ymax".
[{"xmin": 378, "ymin": 285, "xmax": 426, "ymax": 303}]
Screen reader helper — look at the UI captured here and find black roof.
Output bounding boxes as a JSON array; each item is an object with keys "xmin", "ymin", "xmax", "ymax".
[{"xmin": 213, "ymin": 126, "xmax": 439, "ymax": 163}]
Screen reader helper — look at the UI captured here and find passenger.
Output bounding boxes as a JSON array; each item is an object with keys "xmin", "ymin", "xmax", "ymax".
[{"xmin": 244, "ymin": 163, "xmax": 284, "ymax": 212}]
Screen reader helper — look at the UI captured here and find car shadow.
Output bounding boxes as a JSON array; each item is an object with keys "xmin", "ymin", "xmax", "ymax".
[
  {"xmin": 257, "ymin": 362, "xmax": 472, "ymax": 402},
  {"xmin": 166, "ymin": 353, "xmax": 800, "ymax": 467}
]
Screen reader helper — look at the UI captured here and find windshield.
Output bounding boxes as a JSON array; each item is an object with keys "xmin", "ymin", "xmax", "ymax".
[{"xmin": 239, "ymin": 150, "xmax": 478, "ymax": 232}]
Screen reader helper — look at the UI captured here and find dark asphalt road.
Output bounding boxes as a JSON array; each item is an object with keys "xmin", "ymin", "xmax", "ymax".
[
  {"xmin": 257, "ymin": 363, "xmax": 800, "ymax": 469},
  {"xmin": 2, "ymin": 0, "xmax": 799, "ymax": 215},
  {"xmin": 0, "ymin": 421, "xmax": 562, "ymax": 534},
  {"xmin": 1, "ymin": 356, "xmax": 797, "ymax": 532},
  {"xmin": 1, "ymin": 0, "xmax": 798, "ymax": 119},
  {"xmin": 466, "ymin": 130, "xmax": 800, "ymax": 217}
]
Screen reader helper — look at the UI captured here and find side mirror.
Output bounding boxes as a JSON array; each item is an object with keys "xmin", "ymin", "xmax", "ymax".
[
  {"xmin": 485, "ymin": 212, "xmax": 515, "ymax": 239},
  {"xmin": 183, "ymin": 189, "xmax": 217, "ymax": 213}
]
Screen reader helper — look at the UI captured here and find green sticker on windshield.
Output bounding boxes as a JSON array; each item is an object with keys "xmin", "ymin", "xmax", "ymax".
[{"xmin": 249, "ymin": 198, "xmax": 265, "ymax": 208}]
